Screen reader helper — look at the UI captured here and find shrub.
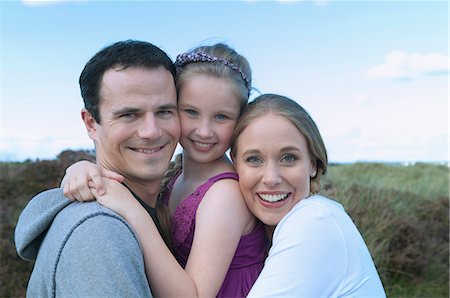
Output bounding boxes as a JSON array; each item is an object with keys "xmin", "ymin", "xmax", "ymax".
[{"xmin": 1, "ymin": 150, "xmax": 95, "ymax": 297}]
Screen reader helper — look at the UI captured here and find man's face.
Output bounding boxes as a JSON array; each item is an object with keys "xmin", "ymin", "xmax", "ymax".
[{"xmin": 83, "ymin": 66, "xmax": 180, "ymax": 187}]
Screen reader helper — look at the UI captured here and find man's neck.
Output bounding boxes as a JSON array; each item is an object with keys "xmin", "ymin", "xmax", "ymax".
[{"xmin": 123, "ymin": 179, "xmax": 159, "ymax": 208}]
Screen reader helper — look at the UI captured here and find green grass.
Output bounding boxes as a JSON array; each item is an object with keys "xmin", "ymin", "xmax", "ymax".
[
  {"xmin": 1, "ymin": 155, "xmax": 448, "ymax": 297},
  {"xmin": 325, "ymin": 162, "xmax": 448, "ymax": 201},
  {"xmin": 322, "ymin": 162, "xmax": 449, "ymax": 297}
]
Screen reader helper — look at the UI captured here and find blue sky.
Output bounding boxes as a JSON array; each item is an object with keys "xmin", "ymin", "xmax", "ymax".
[{"xmin": 1, "ymin": 0, "xmax": 448, "ymax": 163}]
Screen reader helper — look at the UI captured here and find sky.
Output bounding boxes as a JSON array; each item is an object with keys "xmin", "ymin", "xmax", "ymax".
[{"xmin": 1, "ymin": 0, "xmax": 449, "ymax": 163}]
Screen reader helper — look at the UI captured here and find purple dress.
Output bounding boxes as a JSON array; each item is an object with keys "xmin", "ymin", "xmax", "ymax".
[{"xmin": 162, "ymin": 171, "xmax": 266, "ymax": 297}]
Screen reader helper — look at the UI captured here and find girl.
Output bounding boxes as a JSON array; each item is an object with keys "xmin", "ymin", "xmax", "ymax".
[{"xmin": 62, "ymin": 43, "xmax": 266, "ymax": 297}]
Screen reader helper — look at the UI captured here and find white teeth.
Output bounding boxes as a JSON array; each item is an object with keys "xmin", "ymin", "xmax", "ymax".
[
  {"xmin": 134, "ymin": 147, "xmax": 160, "ymax": 154},
  {"xmin": 259, "ymin": 194, "xmax": 288, "ymax": 202},
  {"xmin": 194, "ymin": 141, "xmax": 213, "ymax": 148}
]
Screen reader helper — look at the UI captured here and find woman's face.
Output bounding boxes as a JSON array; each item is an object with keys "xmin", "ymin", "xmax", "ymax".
[{"xmin": 233, "ymin": 113, "xmax": 316, "ymax": 227}]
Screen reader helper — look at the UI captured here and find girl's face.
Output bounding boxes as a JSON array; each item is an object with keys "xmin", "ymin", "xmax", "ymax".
[
  {"xmin": 178, "ymin": 74, "xmax": 241, "ymax": 164},
  {"xmin": 233, "ymin": 113, "xmax": 317, "ymax": 227}
]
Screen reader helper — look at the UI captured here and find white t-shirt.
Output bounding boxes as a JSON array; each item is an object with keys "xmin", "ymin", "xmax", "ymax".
[{"xmin": 248, "ymin": 195, "xmax": 386, "ymax": 298}]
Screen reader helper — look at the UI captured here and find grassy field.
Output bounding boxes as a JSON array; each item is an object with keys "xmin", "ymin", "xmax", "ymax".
[
  {"xmin": 1, "ymin": 152, "xmax": 448, "ymax": 297},
  {"xmin": 322, "ymin": 162, "xmax": 449, "ymax": 297}
]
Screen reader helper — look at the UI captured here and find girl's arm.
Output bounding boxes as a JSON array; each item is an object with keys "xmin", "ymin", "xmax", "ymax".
[
  {"xmin": 185, "ymin": 179, "xmax": 255, "ymax": 296},
  {"xmin": 92, "ymin": 178, "xmax": 198, "ymax": 297},
  {"xmin": 60, "ymin": 160, "xmax": 124, "ymax": 201},
  {"xmin": 93, "ymin": 178, "xmax": 253, "ymax": 297}
]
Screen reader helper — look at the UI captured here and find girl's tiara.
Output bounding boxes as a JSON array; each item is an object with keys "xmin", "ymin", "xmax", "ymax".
[{"xmin": 175, "ymin": 51, "xmax": 251, "ymax": 92}]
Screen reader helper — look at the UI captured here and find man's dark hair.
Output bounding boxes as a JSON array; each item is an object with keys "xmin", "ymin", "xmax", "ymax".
[{"xmin": 79, "ymin": 40, "xmax": 176, "ymax": 123}]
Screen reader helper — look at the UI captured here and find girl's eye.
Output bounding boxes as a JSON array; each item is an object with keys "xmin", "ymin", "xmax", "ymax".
[
  {"xmin": 216, "ymin": 114, "xmax": 228, "ymax": 121},
  {"xmin": 184, "ymin": 109, "xmax": 198, "ymax": 116},
  {"xmin": 281, "ymin": 154, "xmax": 298, "ymax": 163}
]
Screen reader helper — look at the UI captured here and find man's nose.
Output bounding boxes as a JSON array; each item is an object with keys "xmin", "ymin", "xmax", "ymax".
[{"xmin": 137, "ymin": 114, "xmax": 161, "ymax": 140}]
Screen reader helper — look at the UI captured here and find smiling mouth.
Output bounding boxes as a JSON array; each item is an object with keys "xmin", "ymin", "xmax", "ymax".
[
  {"xmin": 131, "ymin": 146, "xmax": 163, "ymax": 154},
  {"xmin": 258, "ymin": 193, "xmax": 289, "ymax": 203},
  {"xmin": 193, "ymin": 141, "xmax": 214, "ymax": 149}
]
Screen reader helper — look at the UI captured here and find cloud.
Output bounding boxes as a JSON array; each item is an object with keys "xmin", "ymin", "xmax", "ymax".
[
  {"xmin": 22, "ymin": 0, "xmax": 85, "ymax": 6},
  {"xmin": 366, "ymin": 51, "xmax": 449, "ymax": 79},
  {"xmin": 246, "ymin": 0, "xmax": 329, "ymax": 5}
]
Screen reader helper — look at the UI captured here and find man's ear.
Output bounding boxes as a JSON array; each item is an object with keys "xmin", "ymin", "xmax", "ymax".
[{"xmin": 81, "ymin": 109, "xmax": 98, "ymax": 141}]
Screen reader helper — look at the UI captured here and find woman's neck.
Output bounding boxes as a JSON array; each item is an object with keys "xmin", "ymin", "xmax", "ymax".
[{"xmin": 265, "ymin": 225, "xmax": 276, "ymax": 247}]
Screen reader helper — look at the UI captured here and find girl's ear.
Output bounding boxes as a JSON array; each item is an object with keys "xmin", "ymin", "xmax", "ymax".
[{"xmin": 81, "ymin": 109, "xmax": 98, "ymax": 141}]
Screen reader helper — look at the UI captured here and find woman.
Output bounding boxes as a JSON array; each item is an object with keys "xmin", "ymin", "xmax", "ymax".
[{"xmin": 231, "ymin": 94, "xmax": 386, "ymax": 297}]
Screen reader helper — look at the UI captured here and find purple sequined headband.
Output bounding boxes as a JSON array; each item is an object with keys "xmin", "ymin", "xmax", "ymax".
[{"xmin": 174, "ymin": 51, "xmax": 251, "ymax": 92}]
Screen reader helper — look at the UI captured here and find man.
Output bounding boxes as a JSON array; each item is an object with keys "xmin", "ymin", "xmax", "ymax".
[{"xmin": 14, "ymin": 40, "xmax": 180, "ymax": 297}]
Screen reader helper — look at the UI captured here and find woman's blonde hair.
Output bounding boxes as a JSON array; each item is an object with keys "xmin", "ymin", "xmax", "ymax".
[{"xmin": 231, "ymin": 94, "xmax": 328, "ymax": 193}]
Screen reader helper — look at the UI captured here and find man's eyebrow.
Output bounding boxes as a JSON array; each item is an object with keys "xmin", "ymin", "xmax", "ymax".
[
  {"xmin": 112, "ymin": 107, "xmax": 141, "ymax": 116},
  {"xmin": 159, "ymin": 103, "xmax": 177, "ymax": 110}
]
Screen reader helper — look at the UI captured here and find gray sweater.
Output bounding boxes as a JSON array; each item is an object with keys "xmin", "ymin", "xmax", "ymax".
[{"xmin": 15, "ymin": 188, "xmax": 152, "ymax": 297}]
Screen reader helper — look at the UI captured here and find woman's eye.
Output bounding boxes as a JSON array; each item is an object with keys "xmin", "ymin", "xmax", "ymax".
[
  {"xmin": 281, "ymin": 154, "xmax": 297, "ymax": 163},
  {"xmin": 246, "ymin": 156, "xmax": 262, "ymax": 165},
  {"xmin": 216, "ymin": 114, "xmax": 228, "ymax": 121}
]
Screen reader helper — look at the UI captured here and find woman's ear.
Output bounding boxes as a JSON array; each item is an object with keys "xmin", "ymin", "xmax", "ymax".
[
  {"xmin": 81, "ymin": 109, "xmax": 98, "ymax": 141},
  {"xmin": 310, "ymin": 160, "xmax": 317, "ymax": 178}
]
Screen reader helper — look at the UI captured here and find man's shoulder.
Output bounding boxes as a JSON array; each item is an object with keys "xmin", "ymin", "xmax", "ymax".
[
  {"xmin": 54, "ymin": 198, "xmax": 138, "ymax": 240},
  {"xmin": 25, "ymin": 193, "xmax": 152, "ymax": 297},
  {"xmin": 24, "ymin": 187, "xmax": 135, "ymax": 236},
  {"xmin": 15, "ymin": 187, "xmax": 140, "ymax": 261}
]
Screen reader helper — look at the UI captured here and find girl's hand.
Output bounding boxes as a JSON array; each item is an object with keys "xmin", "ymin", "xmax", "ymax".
[
  {"xmin": 90, "ymin": 178, "xmax": 142, "ymax": 221},
  {"xmin": 61, "ymin": 160, "xmax": 124, "ymax": 202}
]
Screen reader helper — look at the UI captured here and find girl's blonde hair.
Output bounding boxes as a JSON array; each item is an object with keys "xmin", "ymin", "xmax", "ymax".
[{"xmin": 157, "ymin": 43, "xmax": 252, "ymax": 248}]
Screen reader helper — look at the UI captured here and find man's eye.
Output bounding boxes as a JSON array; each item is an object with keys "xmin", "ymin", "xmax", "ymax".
[
  {"xmin": 120, "ymin": 113, "xmax": 137, "ymax": 119},
  {"xmin": 157, "ymin": 110, "xmax": 174, "ymax": 118}
]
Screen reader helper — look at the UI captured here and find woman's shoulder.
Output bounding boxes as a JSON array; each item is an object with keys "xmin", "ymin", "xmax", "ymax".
[
  {"xmin": 294, "ymin": 195, "xmax": 344, "ymax": 214},
  {"xmin": 276, "ymin": 195, "xmax": 348, "ymax": 233}
]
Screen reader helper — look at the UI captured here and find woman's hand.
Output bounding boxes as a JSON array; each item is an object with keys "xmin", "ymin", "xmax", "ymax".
[{"xmin": 60, "ymin": 160, "xmax": 124, "ymax": 202}]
